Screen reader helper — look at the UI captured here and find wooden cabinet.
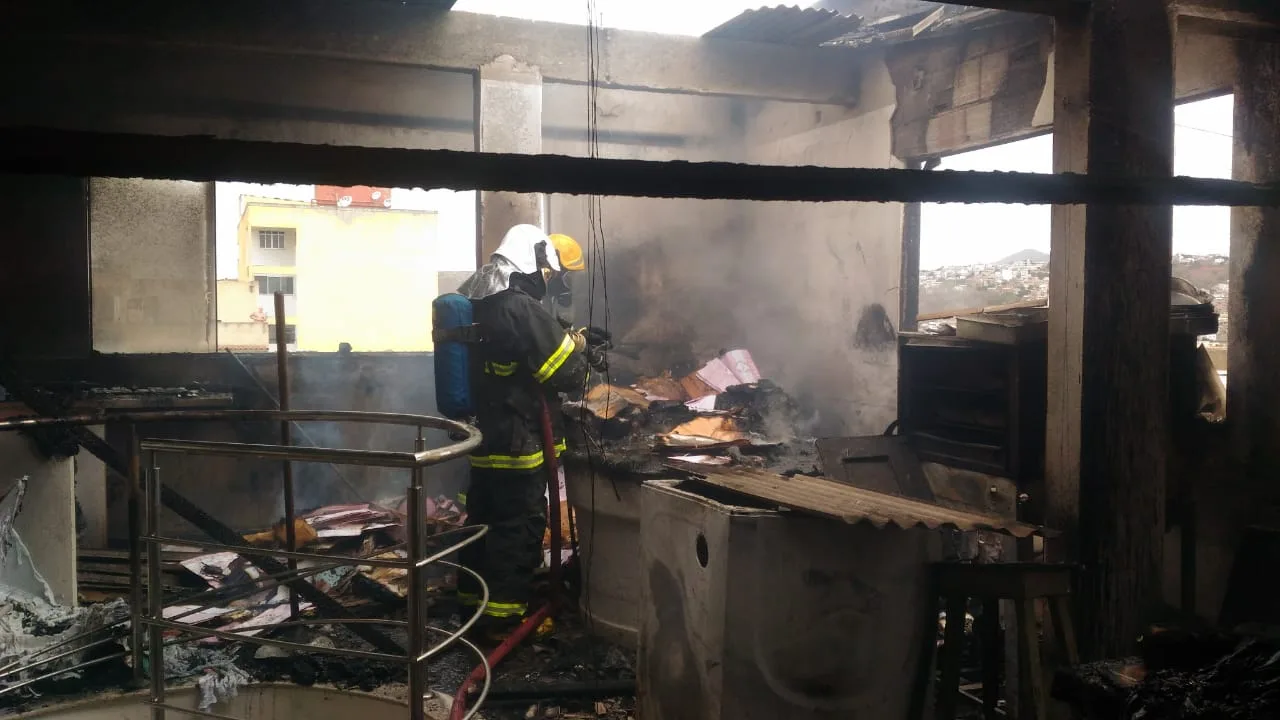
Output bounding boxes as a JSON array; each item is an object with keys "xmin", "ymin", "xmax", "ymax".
[{"xmin": 897, "ymin": 334, "xmax": 1047, "ymax": 486}]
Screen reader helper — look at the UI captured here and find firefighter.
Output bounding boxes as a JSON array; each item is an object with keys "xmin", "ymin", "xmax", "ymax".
[{"xmin": 455, "ymin": 224, "xmax": 588, "ymax": 639}]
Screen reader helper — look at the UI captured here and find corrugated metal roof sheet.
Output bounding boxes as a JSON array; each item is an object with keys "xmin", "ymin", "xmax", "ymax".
[
  {"xmin": 828, "ymin": 5, "xmax": 1021, "ymax": 48},
  {"xmin": 703, "ymin": 5, "xmax": 863, "ymax": 46},
  {"xmin": 667, "ymin": 461, "xmax": 1049, "ymax": 538}
]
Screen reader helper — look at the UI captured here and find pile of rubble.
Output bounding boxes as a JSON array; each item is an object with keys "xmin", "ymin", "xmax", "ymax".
[
  {"xmin": 564, "ymin": 349, "xmax": 821, "ymax": 476},
  {"xmin": 1054, "ymin": 625, "xmax": 1280, "ymax": 719},
  {"xmin": 0, "ymin": 493, "xmax": 469, "ymax": 709},
  {"xmin": 167, "ymin": 498, "xmax": 466, "ymax": 633}
]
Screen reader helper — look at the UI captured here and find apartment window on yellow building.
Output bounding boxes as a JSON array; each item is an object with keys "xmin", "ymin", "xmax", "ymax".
[
  {"xmin": 258, "ymin": 229, "xmax": 286, "ymax": 250},
  {"xmin": 268, "ymin": 324, "xmax": 297, "ymax": 345},
  {"xmin": 256, "ymin": 275, "xmax": 295, "ymax": 295}
]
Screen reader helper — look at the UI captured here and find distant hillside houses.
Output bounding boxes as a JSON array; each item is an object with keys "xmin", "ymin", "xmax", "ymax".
[{"xmin": 919, "ymin": 249, "xmax": 1228, "ymax": 324}]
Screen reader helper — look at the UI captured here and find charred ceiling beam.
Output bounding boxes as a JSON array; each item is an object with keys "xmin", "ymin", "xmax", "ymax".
[
  {"xmin": 1177, "ymin": 0, "xmax": 1280, "ymax": 40},
  {"xmin": 3, "ymin": 2, "xmax": 864, "ymax": 105},
  {"xmin": 944, "ymin": 0, "xmax": 1280, "ymax": 38},
  {"xmin": 884, "ymin": 13, "xmax": 1235, "ymax": 160},
  {"xmin": 0, "ymin": 127, "xmax": 1275, "ymax": 207},
  {"xmin": 940, "ymin": 0, "xmax": 1088, "ymax": 15}
]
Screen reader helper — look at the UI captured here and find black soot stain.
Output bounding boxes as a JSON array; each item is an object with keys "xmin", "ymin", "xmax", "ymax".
[
  {"xmin": 854, "ymin": 303, "xmax": 896, "ymax": 352},
  {"xmin": 646, "ymin": 561, "xmax": 705, "ymax": 720}
]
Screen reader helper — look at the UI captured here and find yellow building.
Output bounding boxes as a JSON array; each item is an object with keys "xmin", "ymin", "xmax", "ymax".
[
  {"xmin": 216, "ymin": 277, "xmax": 270, "ymax": 350},
  {"xmin": 217, "ymin": 197, "xmax": 440, "ymax": 352}
]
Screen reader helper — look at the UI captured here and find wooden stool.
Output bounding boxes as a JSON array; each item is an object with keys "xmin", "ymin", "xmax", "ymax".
[{"xmin": 909, "ymin": 562, "xmax": 1079, "ymax": 720}]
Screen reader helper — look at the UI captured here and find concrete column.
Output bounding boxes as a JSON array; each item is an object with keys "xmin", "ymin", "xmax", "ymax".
[
  {"xmin": 1046, "ymin": 0, "xmax": 1175, "ymax": 659},
  {"xmin": 1078, "ymin": 0, "xmax": 1175, "ymax": 659},
  {"xmin": 75, "ymin": 426, "xmax": 109, "ymax": 550},
  {"xmin": 1229, "ymin": 41, "xmax": 1280, "ymax": 486},
  {"xmin": 1045, "ymin": 15, "xmax": 1090, "ymax": 567},
  {"xmin": 0, "ymin": 433, "xmax": 77, "ymax": 605},
  {"xmin": 476, "ymin": 55, "xmax": 543, "ymax": 265},
  {"xmin": 1041, "ymin": 15, "xmax": 1089, "ymax": 687}
]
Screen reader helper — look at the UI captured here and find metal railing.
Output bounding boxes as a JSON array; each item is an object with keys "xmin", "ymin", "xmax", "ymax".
[{"xmin": 0, "ymin": 410, "xmax": 489, "ymax": 720}]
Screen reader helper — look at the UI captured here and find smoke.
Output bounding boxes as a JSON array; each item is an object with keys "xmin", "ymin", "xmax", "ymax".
[
  {"xmin": 561, "ymin": 194, "xmax": 902, "ymax": 437},
  {"xmin": 251, "ymin": 353, "xmax": 469, "ymax": 519}
]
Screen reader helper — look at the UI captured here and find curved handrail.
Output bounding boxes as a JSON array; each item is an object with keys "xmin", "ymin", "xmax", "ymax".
[
  {"xmin": 0, "ymin": 408, "xmax": 486, "ymax": 720},
  {"xmin": 0, "ymin": 409, "xmax": 481, "ymax": 466}
]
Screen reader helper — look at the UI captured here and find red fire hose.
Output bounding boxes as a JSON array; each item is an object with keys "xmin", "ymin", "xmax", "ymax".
[
  {"xmin": 449, "ymin": 396, "xmax": 566, "ymax": 720},
  {"xmin": 540, "ymin": 395, "xmax": 565, "ymax": 595}
]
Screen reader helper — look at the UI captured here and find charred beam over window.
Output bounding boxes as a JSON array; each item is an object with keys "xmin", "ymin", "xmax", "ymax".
[
  {"xmin": 3, "ymin": 4, "xmax": 865, "ymax": 105},
  {"xmin": 1178, "ymin": 0, "xmax": 1280, "ymax": 40},
  {"xmin": 941, "ymin": 0, "xmax": 1088, "ymax": 16},
  {"xmin": 0, "ymin": 127, "xmax": 1276, "ymax": 207},
  {"xmin": 946, "ymin": 0, "xmax": 1280, "ymax": 39}
]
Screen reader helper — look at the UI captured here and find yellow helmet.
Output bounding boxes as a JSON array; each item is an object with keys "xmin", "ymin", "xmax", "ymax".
[{"xmin": 548, "ymin": 233, "xmax": 585, "ymax": 272}]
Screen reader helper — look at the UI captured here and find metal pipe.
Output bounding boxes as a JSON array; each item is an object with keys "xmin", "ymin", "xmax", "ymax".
[
  {"xmin": 141, "ymin": 618, "xmax": 404, "ymax": 662},
  {"xmin": 1, "ymin": 529, "xmax": 429, "ymax": 681},
  {"xmin": 147, "ymin": 524, "xmax": 491, "ymax": 574},
  {"xmin": 9, "ymin": 411, "xmax": 411, "ymax": 656},
  {"xmin": 538, "ymin": 396, "xmax": 563, "ymax": 599},
  {"xmin": 0, "ymin": 410, "xmax": 481, "ymax": 468},
  {"xmin": 128, "ymin": 422, "xmax": 144, "ymax": 684},
  {"xmin": 417, "ymin": 561, "xmax": 488, "ymax": 662},
  {"xmin": 259, "ymin": 618, "xmax": 409, "ymax": 630},
  {"xmin": 0, "ymin": 407, "xmax": 490, "ymax": 718},
  {"xmin": 406, "ymin": 466, "xmax": 425, "ymax": 720},
  {"xmin": 0, "ymin": 409, "xmax": 480, "ymax": 449},
  {"xmin": 141, "ymin": 536, "xmax": 410, "ymax": 568},
  {"xmin": 147, "ymin": 453, "xmax": 166, "ymax": 720},
  {"xmin": 2, "ymin": 558, "xmax": 374, "ymax": 680},
  {"xmin": 0, "ymin": 652, "xmax": 130, "ymax": 697},
  {"xmin": 0, "ymin": 555, "xmax": 357, "ymax": 680},
  {"xmin": 1, "ymin": 515, "xmax": 488, "ymax": 696},
  {"xmin": 273, "ymin": 291, "xmax": 300, "ymax": 621},
  {"xmin": 415, "ymin": 524, "xmax": 490, "ymax": 568},
  {"xmin": 144, "ymin": 614, "xmax": 488, "ymax": 667},
  {"xmin": 143, "ymin": 439, "xmax": 426, "ymax": 468},
  {"xmin": 0, "ymin": 636, "xmax": 122, "ymax": 683}
]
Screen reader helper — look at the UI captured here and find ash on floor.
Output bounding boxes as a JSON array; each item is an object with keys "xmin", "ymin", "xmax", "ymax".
[
  {"xmin": 462, "ymin": 613, "xmax": 635, "ymax": 720},
  {"xmin": 240, "ymin": 611, "xmax": 635, "ymax": 719},
  {"xmin": 0, "ymin": 602, "xmax": 634, "ymax": 719}
]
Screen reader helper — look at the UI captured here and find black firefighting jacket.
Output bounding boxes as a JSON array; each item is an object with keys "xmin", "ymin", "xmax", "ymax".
[{"xmin": 468, "ymin": 284, "xmax": 587, "ymax": 472}]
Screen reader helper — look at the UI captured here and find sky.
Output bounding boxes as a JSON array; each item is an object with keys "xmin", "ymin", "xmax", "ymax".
[
  {"xmin": 452, "ymin": 0, "xmax": 769, "ymax": 35},
  {"xmin": 919, "ymin": 94, "xmax": 1235, "ymax": 269}
]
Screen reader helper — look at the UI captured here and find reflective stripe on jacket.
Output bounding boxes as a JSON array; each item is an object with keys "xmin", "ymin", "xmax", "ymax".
[
  {"xmin": 469, "ymin": 440, "xmax": 568, "ymax": 470},
  {"xmin": 468, "ymin": 286, "xmax": 586, "ymax": 470}
]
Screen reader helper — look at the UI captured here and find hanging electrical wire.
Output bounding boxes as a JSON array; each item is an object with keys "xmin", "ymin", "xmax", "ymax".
[
  {"xmin": 575, "ymin": 0, "xmax": 611, "ymax": 658},
  {"xmin": 586, "ymin": 0, "xmax": 610, "ymax": 345}
]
